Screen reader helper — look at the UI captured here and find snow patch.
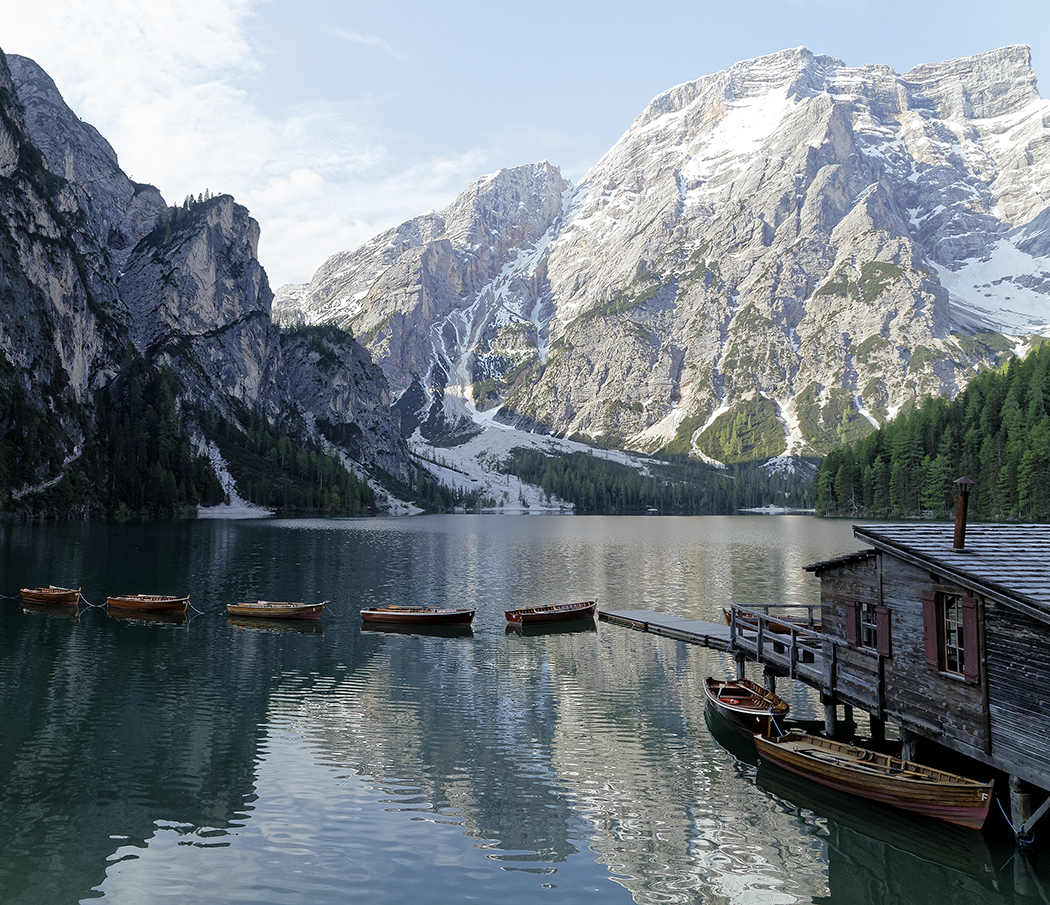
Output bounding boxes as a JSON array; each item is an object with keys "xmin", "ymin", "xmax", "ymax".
[
  {"xmin": 934, "ymin": 238, "xmax": 1050, "ymax": 333},
  {"xmin": 197, "ymin": 442, "xmax": 274, "ymax": 519}
]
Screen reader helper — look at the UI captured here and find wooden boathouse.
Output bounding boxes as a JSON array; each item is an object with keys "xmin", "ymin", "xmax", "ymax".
[{"xmin": 733, "ymin": 491, "xmax": 1050, "ymax": 839}]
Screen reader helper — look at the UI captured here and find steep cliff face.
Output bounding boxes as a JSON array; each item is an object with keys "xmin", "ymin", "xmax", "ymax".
[
  {"xmin": 275, "ymin": 162, "xmax": 570, "ymax": 426},
  {"xmin": 277, "ymin": 46, "xmax": 1050, "ymax": 463},
  {"xmin": 0, "ymin": 49, "xmax": 412, "ymax": 513},
  {"xmin": 0, "ymin": 51, "xmax": 124, "ymax": 455}
]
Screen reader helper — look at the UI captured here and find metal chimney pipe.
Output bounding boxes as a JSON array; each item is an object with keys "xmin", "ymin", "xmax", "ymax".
[{"xmin": 953, "ymin": 477, "xmax": 974, "ymax": 552}]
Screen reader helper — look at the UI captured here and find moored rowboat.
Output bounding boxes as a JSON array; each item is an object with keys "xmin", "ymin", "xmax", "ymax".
[
  {"xmin": 505, "ymin": 600, "xmax": 596, "ymax": 626},
  {"xmin": 107, "ymin": 594, "xmax": 189, "ymax": 614},
  {"xmin": 360, "ymin": 605, "xmax": 475, "ymax": 626},
  {"xmin": 704, "ymin": 676, "xmax": 790, "ymax": 735},
  {"xmin": 20, "ymin": 586, "xmax": 81, "ymax": 606},
  {"xmin": 226, "ymin": 600, "xmax": 325, "ymax": 620},
  {"xmin": 754, "ymin": 730, "xmax": 994, "ymax": 830}
]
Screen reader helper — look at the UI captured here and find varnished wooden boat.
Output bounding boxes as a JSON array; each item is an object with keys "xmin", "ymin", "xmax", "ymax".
[
  {"xmin": 226, "ymin": 600, "xmax": 325, "ymax": 620},
  {"xmin": 754, "ymin": 730, "xmax": 994, "ymax": 830},
  {"xmin": 107, "ymin": 594, "xmax": 189, "ymax": 614},
  {"xmin": 704, "ymin": 676, "xmax": 790, "ymax": 735},
  {"xmin": 360, "ymin": 605, "xmax": 475, "ymax": 626},
  {"xmin": 505, "ymin": 600, "xmax": 596, "ymax": 626},
  {"xmin": 20, "ymin": 586, "xmax": 81, "ymax": 606}
]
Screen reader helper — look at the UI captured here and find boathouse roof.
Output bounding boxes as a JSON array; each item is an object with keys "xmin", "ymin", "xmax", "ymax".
[
  {"xmin": 803, "ymin": 549, "xmax": 877, "ymax": 573},
  {"xmin": 838, "ymin": 523, "xmax": 1050, "ymax": 625}
]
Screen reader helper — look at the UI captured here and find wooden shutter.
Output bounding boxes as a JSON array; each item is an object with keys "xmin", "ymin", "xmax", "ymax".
[
  {"xmin": 962, "ymin": 596, "xmax": 980, "ymax": 684},
  {"xmin": 921, "ymin": 589, "xmax": 939, "ymax": 670},
  {"xmin": 844, "ymin": 600, "xmax": 858, "ymax": 646},
  {"xmin": 876, "ymin": 605, "xmax": 891, "ymax": 657}
]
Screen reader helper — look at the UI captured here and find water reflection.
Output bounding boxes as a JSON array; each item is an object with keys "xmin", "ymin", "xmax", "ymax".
[{"xmin": 0, "ymin": 516, "xmax": 1047, "ymax": 905}]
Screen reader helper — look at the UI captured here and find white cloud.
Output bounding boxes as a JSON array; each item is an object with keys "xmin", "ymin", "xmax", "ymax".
[
  {"xmin": 2, "ymin": 0, "xmax": 495, "ymax": 286},
  {"xmin": 250, "ymin": 149, "xmax": 495, "ymax": 287},
  {"xmin": 331, "ymin": 28, "xmax": 399, "ymax": 59}
]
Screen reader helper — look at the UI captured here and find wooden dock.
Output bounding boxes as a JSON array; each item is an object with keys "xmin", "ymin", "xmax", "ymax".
[{"xmin": 599, "ymin": 608, "xmax": 732, "ymax": 649}]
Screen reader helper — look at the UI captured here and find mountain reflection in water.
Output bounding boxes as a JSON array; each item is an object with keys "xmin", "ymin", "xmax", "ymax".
[{"xmin": 0, "ymin": 516, "xmax": 1047, "ymax": 905}]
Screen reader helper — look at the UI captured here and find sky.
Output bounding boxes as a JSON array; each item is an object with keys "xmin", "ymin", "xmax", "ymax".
[{"xmin": 4, "ymin": 1, "xmax": 1050, "ymax": 288}]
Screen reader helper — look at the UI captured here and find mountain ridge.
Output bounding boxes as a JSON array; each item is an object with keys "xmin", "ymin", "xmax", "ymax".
[{"xmin": 275, "ymin": 44, "xmax": 1050, "ymax": 467}]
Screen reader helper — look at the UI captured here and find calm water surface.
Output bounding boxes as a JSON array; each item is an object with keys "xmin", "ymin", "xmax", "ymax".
[{"xmin": 0, "ymin": 515, "xmax": 1044, "ymax": 904}]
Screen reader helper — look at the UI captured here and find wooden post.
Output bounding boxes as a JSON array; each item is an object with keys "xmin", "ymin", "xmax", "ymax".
[
  {"xmin": 1011, "ymin": 775, "xmax": 1033, "ymax": 842},
  {"xmin": 869, "ymin": 715, "xmax": 885, "ymax": 743},
  {"xmin": 823, "ymin": 699, "xmax": 838, "ymax": 737},
  {"xmin": 763, "ymin": 668, "xmax": 777, "ymax": 694},
  {"xmin": 735, "ymin": 652, "xmax": 746, "ymax": 680},
  {"xmin": 899, "ymin": 726, "xmax": 919, "ymax": 762}
]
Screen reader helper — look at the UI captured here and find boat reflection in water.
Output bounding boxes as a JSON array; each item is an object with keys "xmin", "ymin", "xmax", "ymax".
[
  {"xmin": 107, "ymin": 608, "xmax": 188, "ymax": 627},
  {"xmin": 21, "ymin": 599, "xmax": 80, "ymax": 619},
  {"xmin": 505, "ymin": 617, "xmax": 598, "ymax": 636},
  {"xmin": 360, "ymin": 622, "xmax": 474, "ymax": 638},
  {"xmin": 227, "ymin": 615, "xmax": 323, "ymax": 634},
  {"xmin": 757, "ymin": 763, "xmax": 1007, "ymax": 901}
]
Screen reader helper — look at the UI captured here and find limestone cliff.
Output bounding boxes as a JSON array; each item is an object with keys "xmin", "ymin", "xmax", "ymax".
[{"xmin": 0, "ymin": 49, "xmax": 412, "ymax": 515}]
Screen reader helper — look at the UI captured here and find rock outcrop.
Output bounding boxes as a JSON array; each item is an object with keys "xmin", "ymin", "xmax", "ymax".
[{"xmin": 0, "ymin": 48, "xmax": 412, "ymax": 513}]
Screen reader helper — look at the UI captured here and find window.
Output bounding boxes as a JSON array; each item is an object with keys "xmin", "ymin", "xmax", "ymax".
[
  {"xmin": 922, "ymin": 590, "xmax": 979, "ymax": 683},
  {"xmin": 941, "ymin": 594, "xmax": 965, "ymax": 675},
  {"xmin": 860, "ymin": 602, "xmax": 879, "ymax": 650},
  {"xmin": 844, "ymin": 600, "xmax": 891, "ymax": 655}
]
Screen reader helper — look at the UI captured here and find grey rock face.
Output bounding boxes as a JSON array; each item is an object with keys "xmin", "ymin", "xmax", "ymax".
[
  {"xmin": 0, "ymin": 47, "xmax": 412, "ymax": 503},
  {"xmin": 277, "ymin": 45, "xmax": 1050, "ymax": 461}
]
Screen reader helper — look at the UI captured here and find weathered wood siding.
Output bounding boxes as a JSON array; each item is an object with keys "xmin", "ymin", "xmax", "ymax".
[
  {"xmin": 820, "ymin": 553, "xmax": 989, "ymax": 757},
  {"xmin": 986, "ymin": 604, "xmax": 1050, "ymax": 779},
  {"xmin": 818, "ymin": 557, "xmax": 881, "ymax": 711}
]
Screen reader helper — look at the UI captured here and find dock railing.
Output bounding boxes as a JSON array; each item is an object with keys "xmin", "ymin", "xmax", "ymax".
[{"xmin": 727, "ymin": 604, "xmax": 824, "ymax": 681}]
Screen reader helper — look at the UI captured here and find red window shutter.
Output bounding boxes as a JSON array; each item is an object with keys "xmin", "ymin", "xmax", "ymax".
[
  {"xmin": 844, "ymin": 600, "xmax": 858, "ymax": 646},
  {"xmin": 876, "ymin": 605, "xmax": 891, "ymax": 656},
  {"xmin": 962, "ymin": 596, "xmax": 980, "ymax": 684},
  {"xmin": 922, "ymin": 589, "xmax": 939, "ymax": 670}
]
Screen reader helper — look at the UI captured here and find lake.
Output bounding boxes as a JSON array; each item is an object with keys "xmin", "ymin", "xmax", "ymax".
[{"xmin": 0, "ymin": 515, "xmax": 1044, "ymax": 904}]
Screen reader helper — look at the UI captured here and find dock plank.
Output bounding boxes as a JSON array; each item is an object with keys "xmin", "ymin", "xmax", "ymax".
[{"xmin": 599, "ymin": 608, "xmax": 732, "ymax": 649}]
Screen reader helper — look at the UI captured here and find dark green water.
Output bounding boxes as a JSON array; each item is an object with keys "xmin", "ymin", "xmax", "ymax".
[{"xmin": 0, "ymin": 515, "xmax": 1044, "ymax": 904}]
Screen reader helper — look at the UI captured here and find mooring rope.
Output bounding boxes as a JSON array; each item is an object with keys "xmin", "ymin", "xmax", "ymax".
[{"xmin": 79, "ymin": 595, "xmax": 107, "ymax": 609}]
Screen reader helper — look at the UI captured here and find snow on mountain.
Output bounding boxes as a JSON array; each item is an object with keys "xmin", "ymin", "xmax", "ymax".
[{"xmin": 275, "ymin": 45, "xmax": 1050, "ymax": 473}]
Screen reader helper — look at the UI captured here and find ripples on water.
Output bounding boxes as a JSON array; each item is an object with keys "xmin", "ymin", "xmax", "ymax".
[{"xmin": 0, "ymin": 516, "xmax": 1043, "ymax": 904}]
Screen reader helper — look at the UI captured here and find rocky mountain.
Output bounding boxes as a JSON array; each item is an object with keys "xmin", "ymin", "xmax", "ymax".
[
  {"xmin": 0, "ymin": 49, "xmax": 412, "ymax": 516},
  {"xmin": 276, "ymin": 45, "xmax": 1050, "ymax": 465}
]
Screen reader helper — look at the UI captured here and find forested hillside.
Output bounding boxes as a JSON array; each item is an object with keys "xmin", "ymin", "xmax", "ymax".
[
  {"xmin": 500, "ymin": 448, "xmax": 815, "ymax": 514},
  {"xmin": 816, "ymin": 341, "xmax": 1050, "ymax": 520}
]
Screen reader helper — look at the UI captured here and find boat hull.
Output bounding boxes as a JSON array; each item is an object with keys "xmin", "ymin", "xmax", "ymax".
[
  {"xmin": 20, "ymin": 586, "xmax": 80, "ymax": 606},
  {"xmin": 505, "ymin": 601, "xmax": 596, "ymax": 626},
  {"xmin": 704, "ymin": 677, "xmax": 790, "ymax": 735},
  {"xmin": 360, "ymin": 607, "xmax": 475, "ymax": 626},
  {"xmin": 755, "ymin": 731, "xmax": 993, "ymax": 830},
  {"xmin": 107, "ymin": 595, "xmax": 189, "ymax": 614},
  {"xmin": 226, "ymin": 601, "xmax": 324, "ymax": 620}
]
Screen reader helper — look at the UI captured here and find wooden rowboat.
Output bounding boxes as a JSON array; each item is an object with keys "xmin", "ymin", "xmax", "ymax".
[
  {"xmin": 704, "ymin": 676, "xmax": 790, "ymax": 735},
  {"xmin": 107, "ymin": 594, "xmax": 189, "ymax": 614},
  {"xmin": 754, "ymin": 730, "xmax": 994, "ymax": 830},
  {"xmin": 226, "ymin": 600, "xmax": 325, "ymax": 620},
  {"xmin": 360, "ymin": 605, "xmax": 475, "ymax": 626},
  {"xmin": 505, "ymin": 600, "xmax": 596, "ymax": 626},
  {"xmin": 20, "ymin": 586, "xmax": 81, "ymax": 606}
]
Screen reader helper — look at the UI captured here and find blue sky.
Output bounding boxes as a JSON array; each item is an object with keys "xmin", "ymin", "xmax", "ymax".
[{"xmin": 5, "ymin": 1, "xmax": 1050, "ymax": 287}]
